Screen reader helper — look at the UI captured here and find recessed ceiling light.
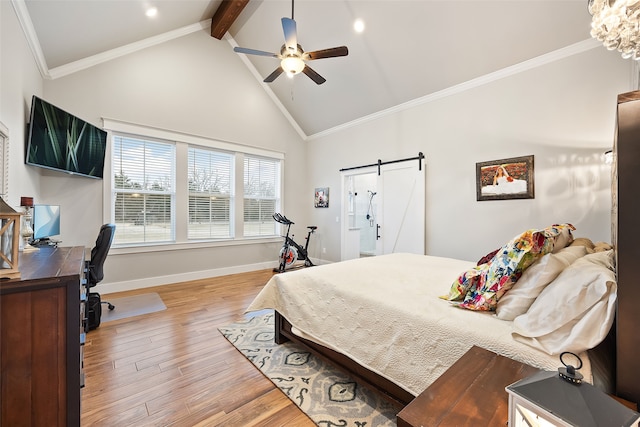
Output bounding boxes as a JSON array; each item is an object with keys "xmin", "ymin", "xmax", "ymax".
[
  {"xmin": 354, "ymin": 19, "xmax": 365, "ymax": 33},
  {"xmin": 146, "ymin": 7, "xmax": 158, "ymax": 17}
]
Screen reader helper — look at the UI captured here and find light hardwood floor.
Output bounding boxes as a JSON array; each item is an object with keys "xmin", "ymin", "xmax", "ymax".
[{"xmin": 81, "ymin": 269, "xmax": 315, "ymax": 426}]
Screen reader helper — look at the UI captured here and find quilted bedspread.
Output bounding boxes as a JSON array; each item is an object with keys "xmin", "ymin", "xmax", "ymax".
[{"xmin": 246, "ymin": 252, "xmax": 594, "ymax": 396}]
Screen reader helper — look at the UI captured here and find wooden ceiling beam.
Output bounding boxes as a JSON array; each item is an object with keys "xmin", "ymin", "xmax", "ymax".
[{"xmin": 210, "ymin": 0, "xmax": 250, "ymax": 40}]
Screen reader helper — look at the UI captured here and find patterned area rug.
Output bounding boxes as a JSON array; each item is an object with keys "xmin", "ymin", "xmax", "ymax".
[{"xmin": 219, "ymin": 311, "xmax": 401, "ymax": 426}]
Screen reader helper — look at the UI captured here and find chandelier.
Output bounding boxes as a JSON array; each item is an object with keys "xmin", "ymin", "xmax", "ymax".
[{"xmin": 589, "ymin": 0, "xmax": 640, "ymax": 59}]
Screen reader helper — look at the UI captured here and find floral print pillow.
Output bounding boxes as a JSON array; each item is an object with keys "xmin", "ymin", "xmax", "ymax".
[{"xmin": 441, "ymin": 223, "xmax": 575, "ymax": 312}]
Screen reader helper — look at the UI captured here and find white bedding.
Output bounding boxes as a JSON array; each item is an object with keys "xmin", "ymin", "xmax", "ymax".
[{"xmin": 246, "ymin": 252, "xmax": 593, "ymax": 396}]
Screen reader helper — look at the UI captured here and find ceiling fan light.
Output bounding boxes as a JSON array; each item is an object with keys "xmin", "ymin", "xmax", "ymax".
[{"xmin": 281, "ymin": 56, "xmax": 305, "ymax": 75}]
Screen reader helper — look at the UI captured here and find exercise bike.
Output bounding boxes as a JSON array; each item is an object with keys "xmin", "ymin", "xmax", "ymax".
[{"xmin": 273, "ymin": 213, "xmax": 317, "ymax": 273}]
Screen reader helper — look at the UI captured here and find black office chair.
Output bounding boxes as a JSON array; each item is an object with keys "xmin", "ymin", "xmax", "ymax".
[{"xmin": 86, "ymin": 224, "xmax": 116, "ymax": 331}]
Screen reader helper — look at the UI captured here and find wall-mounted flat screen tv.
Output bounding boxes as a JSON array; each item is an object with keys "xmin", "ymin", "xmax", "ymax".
[{"xmin": 26, "ymin": 95, "xmax": 107, "ymax": 179}]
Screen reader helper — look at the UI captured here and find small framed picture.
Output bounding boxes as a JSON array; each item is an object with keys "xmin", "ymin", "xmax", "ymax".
[
  {"xmin": 315, "ymin": 187, "xmax": 329, "ymax": 208},
  {"xmin": 476, "ymin": 155, "xmax": 534, "ymax": 201}
]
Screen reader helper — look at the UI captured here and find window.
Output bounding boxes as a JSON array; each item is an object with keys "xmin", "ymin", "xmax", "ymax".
[
  {"xmin": 104, "ymin": 119, "xmax": 283, "ymax": 248},
  {"xmin": 188, "ymin": 147, "xmax": 234, "ymax": 239},
  {"xmin": 112, "ymin": 135, "xmax": 175, "ymax": 245},
  {"xmin": 244, "ymin": 155, "xmax": 280, "ymax": 237},
  {"xmin": 0, "ymin": 121, "xmax": 9, "ymax": 198}
]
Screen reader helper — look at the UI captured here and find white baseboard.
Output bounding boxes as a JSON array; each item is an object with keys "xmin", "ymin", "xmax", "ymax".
[
  {"xmin": 98, "ymin": 261, "xmax": 276, "ymax": 295},
  {"xmin": 97, "ymin": 257, "xmax": 334, "ymax": 295}
]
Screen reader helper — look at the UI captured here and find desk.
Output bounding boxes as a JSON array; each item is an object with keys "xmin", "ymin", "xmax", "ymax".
[
  {"xmin": 397, "ymin": 346, "xmax": 540, "ymax": 427},
  {"xmin": 1, "ymin": 246, "xmax": 86, "ymax": 427}
]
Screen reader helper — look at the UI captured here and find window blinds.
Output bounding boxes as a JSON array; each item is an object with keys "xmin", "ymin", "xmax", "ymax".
[
  {"xmin": 244, "ymin": 156, "xmax": 280, "ymax": 237},
  {"xmin": 187, "ymin": 147, "xmax": 234, "ymax": 239},
  {"xmin": 112, "ymin": 135, "xmax": 175, "ymax": 244}
]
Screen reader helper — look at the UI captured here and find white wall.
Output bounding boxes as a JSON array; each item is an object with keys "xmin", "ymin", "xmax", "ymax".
[
  {"xmin": 8, "ymin": 18, "xmax": 309, "ymax": 292},
  {"xmin": 308, "ymin": 47, "xmax": 633, "ymax": 262},
  {"xmin": 4, "ymin": 0, "xmax": 634, "ymax": 289},
  {"xmin": 0, "ymin": 1, "xmax": 43, "ymax": 208}
]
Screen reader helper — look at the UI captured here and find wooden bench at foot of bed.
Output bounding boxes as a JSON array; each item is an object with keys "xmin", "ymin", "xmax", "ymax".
[{"xmin": 397, "ymin": 345, "xmax": 539, "ymax": 427}]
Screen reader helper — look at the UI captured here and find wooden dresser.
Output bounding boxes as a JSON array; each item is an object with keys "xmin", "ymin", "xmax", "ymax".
[{"xmin": 1, "ymin": 246, "xmax": 86, "ymax": 427}]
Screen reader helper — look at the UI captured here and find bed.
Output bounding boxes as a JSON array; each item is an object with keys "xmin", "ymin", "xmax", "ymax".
[
  {"xmin": 247, "ymin": 238, "xmax": 617, "ymax": 406},
  {"xmin": 247, "ymin": 92, "xmax": 640, "ymax": 409}
]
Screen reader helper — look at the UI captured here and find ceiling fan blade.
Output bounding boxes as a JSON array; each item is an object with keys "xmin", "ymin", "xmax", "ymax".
[
  {"xmin": 282, "ymin": 17, "xmax": 298, "ymax": 53},
  {"xmin": 302, "ymin": 65, "xmax": 326, "ymax": 85},
  {"xmin": 234, "ymin": 47, "xmax": 278, "ymax": 58},
  {"xmin": 305, "ymin": 46, "xmax": 349, "ymax": 60},
  {"xmin": 264, "ymin": 67, "xmax": 284, "ymax": 83}
]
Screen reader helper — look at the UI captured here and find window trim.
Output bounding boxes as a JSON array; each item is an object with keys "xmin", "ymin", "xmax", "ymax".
[
  {"xmin": 102, "ymin": 119, "xmax": 284, "ymax": 159},
  {"xmin": 102, "ymin": 118, "xmax": 284, "ymax": 251},
  {"xmin": 0, "ymin": 120, "xmax": 9, "ymax": 198}
]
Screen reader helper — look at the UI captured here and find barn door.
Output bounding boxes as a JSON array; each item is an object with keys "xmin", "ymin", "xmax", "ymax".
[
  {"xmin": 377, "ymin": 160, "xmax": 425, "ymax": 255},
  {"xmin": 341, "ymin": 156, "xmax": 425, "ymax": 260}
]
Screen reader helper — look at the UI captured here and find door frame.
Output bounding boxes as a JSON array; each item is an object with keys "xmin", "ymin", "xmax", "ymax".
[
  {"xmin": 340, "ymin": 153, "xmax": 426, "ymax": 260},
  {"xmin": 340, "ymin": 168, "xmax": 378, "ymax": 261}
]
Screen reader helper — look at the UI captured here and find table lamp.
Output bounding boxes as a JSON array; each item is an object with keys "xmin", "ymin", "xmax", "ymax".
[
  {"xmin": 506, "ymin": 352, "xmax": 640, "ymax": 427},
  {"xmin": 0, "ymin": 197, "xmax": 21, "ymax": 279}
]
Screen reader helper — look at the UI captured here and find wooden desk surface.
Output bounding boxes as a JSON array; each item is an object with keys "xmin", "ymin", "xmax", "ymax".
[
  {"xmin": 1, "ymin": 246, "xmax": 85, "ymax": 294},
  {"xmin": 397, "ymin": 345, "xmax": 540, "ymax": 427}
]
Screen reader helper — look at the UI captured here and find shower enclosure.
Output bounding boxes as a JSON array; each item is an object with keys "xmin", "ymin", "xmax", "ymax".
[{"xmin": 346, "ymin": 173, "xmax": 378, "ymax": 257}]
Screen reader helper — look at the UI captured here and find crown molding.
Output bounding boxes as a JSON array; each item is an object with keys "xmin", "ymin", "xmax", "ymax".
[
  {"xmin": 307, "ymin": 38, "xmax": 602, "ymax": 141},
  {"xmin": 11, "ymin": 0, "xmax": 51, "ymax": 79},
  {"xmin": 11, "ymin": 0, "xmax": 211, "ymax": 80},
  {"xmin": 48, "ymin": 21, "xmax": 210, "ymax": 79}
]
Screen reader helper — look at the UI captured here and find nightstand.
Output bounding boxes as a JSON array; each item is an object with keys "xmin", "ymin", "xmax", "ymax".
[{"xmin": 397, "ymin": 345, "xmax": 540, "ymax": 427}]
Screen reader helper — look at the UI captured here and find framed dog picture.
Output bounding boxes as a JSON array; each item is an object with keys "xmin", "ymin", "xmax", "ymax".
[
  {"xmin": 315, "ymin": 187, "xmax": 329, "ymax": 208},
  {"xmin": 476, "ymin": 155, "xmax": 534, "ymax": 201}
]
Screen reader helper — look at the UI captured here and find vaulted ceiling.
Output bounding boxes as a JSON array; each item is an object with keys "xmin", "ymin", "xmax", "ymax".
[{"xmin": 18, "ymin": 0, "xmax": 596, "ymax": 138}]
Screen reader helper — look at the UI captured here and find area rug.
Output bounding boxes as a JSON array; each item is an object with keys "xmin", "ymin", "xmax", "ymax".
[
  {"xmin": 218, "ymin": 310, "xmax": 401, "ymax": 426},
  {"xmin": 100, "ymin": 292, "xmax": 166, "ymax": 323}
]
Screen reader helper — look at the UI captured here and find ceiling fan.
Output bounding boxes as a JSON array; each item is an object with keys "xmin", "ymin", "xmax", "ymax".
[{"xmin": 233, "ymin": 0, "xmax": 349, "ymax": 85}]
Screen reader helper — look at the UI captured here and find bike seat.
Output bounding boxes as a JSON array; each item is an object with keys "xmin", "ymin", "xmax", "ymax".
[{"xmin": 307, "ymin": 226, "xmax": 317, "ymax": 230}]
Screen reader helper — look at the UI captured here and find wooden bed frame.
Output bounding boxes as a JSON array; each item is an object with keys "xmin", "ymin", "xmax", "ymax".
[
  {"xmin": 274, "ymin": 310, "xmax": 415, "ymax": 406},
  {"xmin": 273, "ymin": 91, "xmax": 640, "ymax": 408},
  {"xmin": 611, "ymin": 90, "xmax": 640, "ymax": 406}
]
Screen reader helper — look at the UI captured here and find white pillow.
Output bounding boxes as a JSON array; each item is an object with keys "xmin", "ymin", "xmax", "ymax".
[
  {"xmin": 511, "ymin": 250, "xmax": 616, "ymax": 355},
  {"xmin": 496, "ymin": 245, "xmax": 587, "ymax": 320}
]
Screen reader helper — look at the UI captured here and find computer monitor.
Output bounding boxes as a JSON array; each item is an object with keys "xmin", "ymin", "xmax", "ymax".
[{"xmin": 32, "ymin": 204, "xmax": 61, "ymax": 241}]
